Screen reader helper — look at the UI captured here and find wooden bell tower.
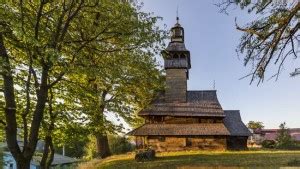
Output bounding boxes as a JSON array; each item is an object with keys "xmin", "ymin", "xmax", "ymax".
[{"xmin": 162, "ymin": 17, "xmax": 191, "ymax": 103}]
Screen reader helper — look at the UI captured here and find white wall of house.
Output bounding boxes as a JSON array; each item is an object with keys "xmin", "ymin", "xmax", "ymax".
[{"xmin": 3, "ymin": 153, "xmax": 38, "ymax": 169}]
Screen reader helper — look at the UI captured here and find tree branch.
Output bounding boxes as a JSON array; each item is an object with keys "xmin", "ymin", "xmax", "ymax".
[
  {"xmin": 0, "ymin": 32, "xmax": 22, "ymax": 157},
  {"xmin": 34, "ymin": 0, "xmax": 47, "ymax": 39},
  {"xmin": 0, "ymin": 119, "xmax": 6, "ymax": 126}
]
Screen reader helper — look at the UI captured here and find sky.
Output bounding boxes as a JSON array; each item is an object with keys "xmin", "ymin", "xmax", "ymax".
[{"xmin": 140, "ymin": 0, "xmax": 300, "ymax": 128}]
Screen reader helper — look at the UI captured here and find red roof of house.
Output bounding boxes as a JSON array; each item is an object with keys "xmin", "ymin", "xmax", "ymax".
[{"xmin": 254, "ymin": 128, "xmax": 300, "ymax": 141}]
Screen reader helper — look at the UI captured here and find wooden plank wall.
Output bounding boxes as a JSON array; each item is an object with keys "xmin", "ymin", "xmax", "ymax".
[{"xmin": 145, "ymin": 136, "xmax": 226, "ymax": 151}]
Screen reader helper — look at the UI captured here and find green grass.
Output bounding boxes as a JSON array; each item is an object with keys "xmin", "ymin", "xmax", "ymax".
[{"xmin": 78, "ymin": 150, "xmax": 300, "ymax": 169}]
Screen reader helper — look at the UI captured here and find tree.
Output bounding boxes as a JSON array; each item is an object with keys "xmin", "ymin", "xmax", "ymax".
[
  {"xmin": 217, "ymin": 0, "xmax": 300, "ymax": 84},
  {"xmin": 276, "ymin": 122, "xmax": 295, "ymax": 149},
  {"xmin": 1, "ymin": 1, "xmax": 165, "ymax": 168},
  {"xmin": 247, "ymin": 121, "xmax": 264, "ymax": 131},
  {"xmin": 0, "ymin": 1, "xmax": 101, "ymax": 167},
  {"xmin": 68, "ymin": 49, "xmax": 165, "ymax": 158},
  {"xmin": 61, "ymin": 1, "xmax": 166, "ymax": 159},
  {"xmin": 108, "ymin": 135, "xmax": 134, "ymax": 155}
]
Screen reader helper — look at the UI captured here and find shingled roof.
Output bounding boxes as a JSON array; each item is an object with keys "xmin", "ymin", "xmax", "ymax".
[
  {"xmin": 128, "ymin": 123, "xmax": 230, "ymax": 136},
  {"xmin": 165, "ymin": 42, "xmax": 189, "ymax": 52},
  {"xmin": 223, "ymin": 110, "xmax": 251, "ymax": 136},
  {"xmin": 139, "ymin": 90, "xmax": 225, "ymax": 117}
]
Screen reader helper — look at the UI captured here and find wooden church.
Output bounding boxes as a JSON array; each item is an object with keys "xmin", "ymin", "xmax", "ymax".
[{"xmin": 128, "ymin": 17, "xmax": 251, "ymax": 151}]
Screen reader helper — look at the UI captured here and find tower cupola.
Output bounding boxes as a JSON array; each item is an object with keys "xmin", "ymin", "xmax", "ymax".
[{"xmin": 171, "ymin": 17, "xmax": 184, "ymax": 42}]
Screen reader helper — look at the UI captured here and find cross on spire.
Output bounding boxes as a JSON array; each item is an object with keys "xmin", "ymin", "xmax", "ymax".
[
  {"xmin": 176, "ymin": 5, "xmax": 179, "ymax": 23},
  {"xmin": 213, "ymin": 80, "xmax": 216, "ymax": 90}
]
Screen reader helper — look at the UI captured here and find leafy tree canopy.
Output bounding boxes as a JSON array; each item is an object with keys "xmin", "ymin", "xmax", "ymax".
[
  {"xmin": 247, "ymin": 121, "xmax": 264, "ymax": 131},
  {"xmin": 0, "ymin": 0, "xmax": 166, "ymax": 167}
]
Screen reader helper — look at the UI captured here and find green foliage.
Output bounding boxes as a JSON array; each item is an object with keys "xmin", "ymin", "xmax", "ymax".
[
  {"xmin": 55, "ymin": 127, "xmax": 89, "ymax": 158},
  {"xmin": 261, "ymin": 140, "xmax": 276, "ymax": 149},
  {"xmin": 247, "ymin": 121, "xmax": 264, "ymax": 131},
  {"xmin": 62, "ymin": 1, "xmax": 166, "ymax": 157},
  {"xmin": 83, "ymin": 136, "xmax": 97, "ymax": 160},
  {"xmin": 108, "ymin": 135, "xmax": 134, "ymax": 155},
  {"xmin": 0, "ymin": 129, "xmax": 4, "ymax": 142},
  {"xmin": 1, "ymin": 0, "xmax": 166, "ymax": 164},
  {"xmin": 275, "ymin": 122, "xmax": 296, "ymax": 149},
  {"xmin": 84, "ymin": 135, "xmax": 134, "ymax": 160}
]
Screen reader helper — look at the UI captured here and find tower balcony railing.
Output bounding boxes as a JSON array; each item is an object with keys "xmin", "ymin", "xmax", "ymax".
[{"xmin": 165, "ymin": 59, "xmax": 189, "ymax": 68}]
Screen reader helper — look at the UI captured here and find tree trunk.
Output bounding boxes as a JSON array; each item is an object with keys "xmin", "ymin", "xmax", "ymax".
[
  {"xmin": 40, "ymin": 136, "xmax": 50, "ymax": 169},
  {"xmin": 1, "ymin": 33, "xmax": 49, "ymax": 169},
  {"xmin": 16, "ymin": 157, "xmax": 31, "ymax": 169},
  {"xmin": 96, "ymin": 133, "xmax": 111, "ymax": 158},
  {"xmin": 1, "ymin": 33, "xmax": 24, "ymax": 168},
  {"xmin": 41, "ymin": 135, "xmax": 55, "ymax": 169},
  {"xmin": 93, "ymin": 89, "xmax": 111, "ymax": 159},
  {"xmin": 41, "ymin": 87, "xmax": 55, "ymax": 169},
  {"xmin": 46, "ymin": 138, "xmax": 55, "ymax": 169}
]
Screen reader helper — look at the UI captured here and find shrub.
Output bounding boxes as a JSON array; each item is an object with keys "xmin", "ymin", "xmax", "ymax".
[
  {"xmin": 275, "ymin": 122, "xmax": 295, "ymax": 149},
  {"xmin": 83, "ymin": 135, "xmax": 97, "ymax": 160},
  {"xmin": 135, "ymin": 149, "xmax": 155, "ymax": 162},
  {"xmin": 108, "ymin": 135, "xmax": 134, "ymax": 155},
  {"xmin": 261, "ymin": 140, "xmax": 276, "ymax": 148},
  {"xmin": 84, "ymin": 135, "xmax": 134, "ymax": 160},
  {"xmin": 55, "ymin": 138, "xmax": 88, "ymax": 158}
]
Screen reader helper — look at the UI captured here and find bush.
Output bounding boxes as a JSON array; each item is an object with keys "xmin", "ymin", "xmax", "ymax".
[
  {"xmin": 84, "ymin": 135, "xmax": 134, "ymax": 160},
  {"xmin": 275, "ymin": 122, "xmax": 295, "ymax": 149},
  {"xmin": 108, "ymin": 135, "xmax": 134, "ymax": 155},
  {"xmin": 83, "ymin": 135, "xmax": 97, "ymax": 160},
  {"xmin": 55, "ymin": 138, "xmax": 88, "ymax": 158},
  {"xmin": 135, "ymin": 149, "xmax": 155, "ymax": 162},
  {"xmin": 261, "ymin": 140, "xmax": 276, "ymax": 148}
]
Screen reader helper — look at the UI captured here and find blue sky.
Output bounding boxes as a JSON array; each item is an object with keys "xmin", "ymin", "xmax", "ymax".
[{"xmin": 141, "ymin": 0, "xmax": 300, "ymax": 128}]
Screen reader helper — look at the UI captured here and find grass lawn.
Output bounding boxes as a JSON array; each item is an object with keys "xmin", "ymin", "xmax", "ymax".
[{"xmin": 78, "ymin": 150, "xmax": 300, "ymax": 169}]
